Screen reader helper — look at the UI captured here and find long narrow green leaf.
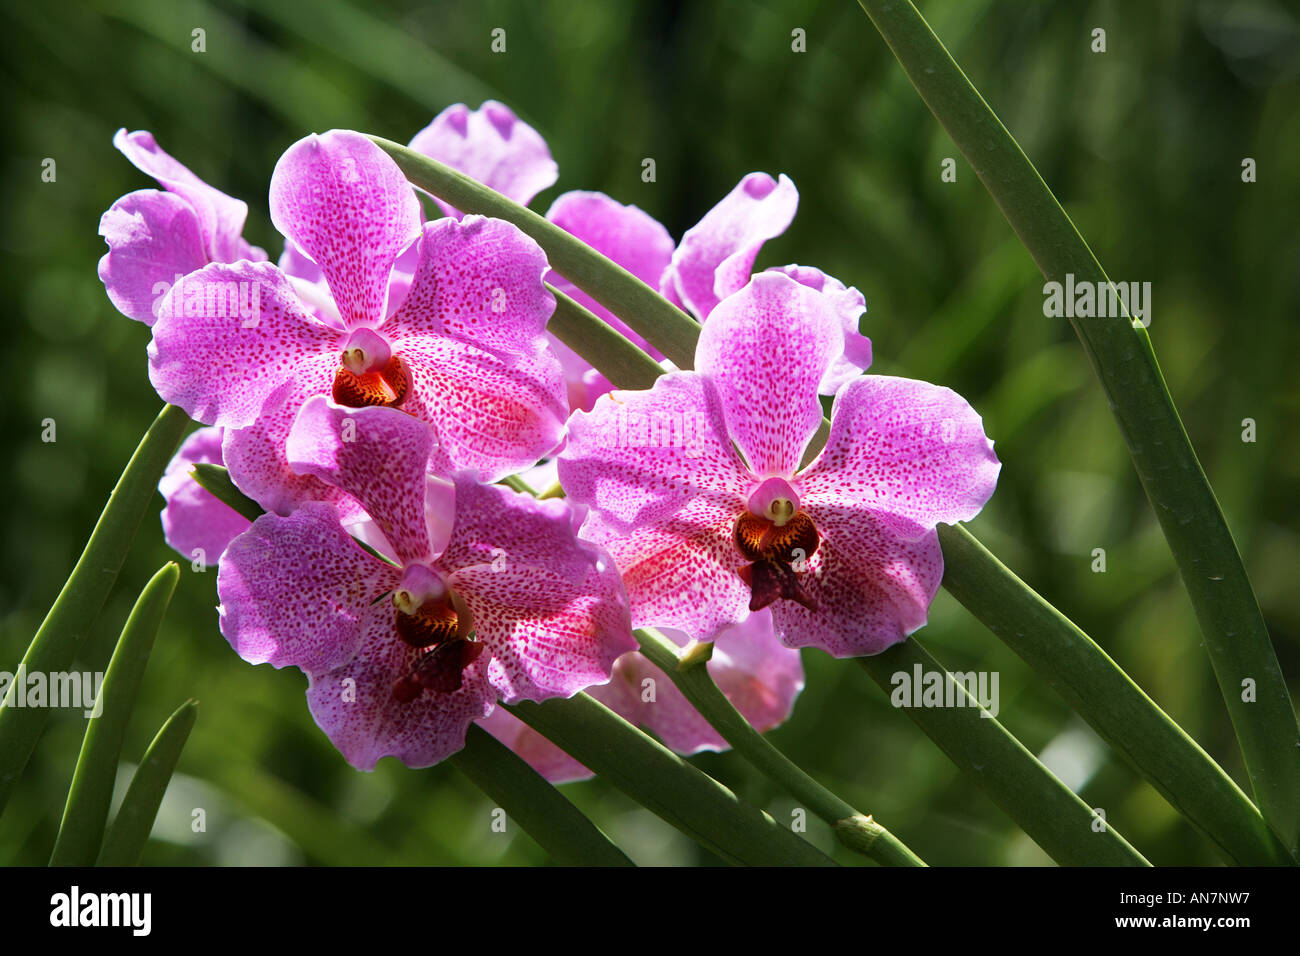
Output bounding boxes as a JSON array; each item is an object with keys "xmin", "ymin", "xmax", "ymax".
[
  {"xmin": 0, "ymin": 403, "xmax": 190, "ymax": 817},
  {"xmin": 856, "ymin": 0, "xmax": 1300, "ymax": 851},
  {"xmin": 49, "ymin": 562, "xmax": 180, "ymax": 866},
  {"xmin": 509, "ymin": 694, "xmax": 838, "ymax": 866},
  {"xmin": 96, "ymin": 699, "xmax": 198, "ymax": 866},
  {"xmin": 191, "ymin": 462, "xmax": 263, "ymax": 522},
  {"xmin": 636, "ymin": 628, "xmax": 925, "ymax": 866},
  {"xmin": 859, "ymin": 641, "xmax": 1148, "ymax": 866},
  {"xmin": 449, "ymin": 724, "xmax": 634, "ymax": 867},
  {"xmin": 371, "ymin": 137, "xmax": 704, "ymax": 371},
  {"xmin": 547, "ymin": 286, "xmax": 665, "ymax": 391},
  {"xmin": 939, "ymin": 524, "xmax": 1293, "ymax": 865}
]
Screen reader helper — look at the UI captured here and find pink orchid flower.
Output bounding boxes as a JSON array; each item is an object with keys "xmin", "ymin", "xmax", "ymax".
[
  {"xmin": 409, "ymin": 102, "xmax": 869, "ymax": 410},
  {"xmin": 147, "ymin": 129, "xmax": 568, "ymax": 515},
  {"xmin": 216, "ymin": 398, "xmax": 634, "ymax": 769},
  {"xmin": 98, "ymin": 129, "xmax": 267, "ymax": 325},
  {"xmin": 558, "ymin": 271, "xmax": 1001, "ymax": 657}
]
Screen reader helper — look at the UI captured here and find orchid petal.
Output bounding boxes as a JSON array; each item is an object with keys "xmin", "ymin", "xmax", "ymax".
[
  {"xmin": 557, "ymin": 371, "xmax": 750, "ymax": 534},
  {"xmin": 217, "ymin": 502, "xmax": 401, "ymax": 674},
  {"xmin": 695, "ymin": 271, "xmax": 843, "ymax": 477},
  {"xmin": 113, "ymin": 128, "xmax": 255, "ymax": 263},
  {"xmin": 305, "ymin": 615, "xmax": 496, "ymax": 770},
  {"xmin": 148, "ymin": 260, "xmax": 342, "ymax": 429},
  {"xmin": 662, "ymin": 172, "xmax": 797, "ymax": 320},
  {"xmin": 269, "ymin": 130, "xmax": 421, "ymax": 328},
  {"xmin": 770, "ymin": 506, "xmax": 943, "ymax": 658},
  {"xmin": 286, "ymin": 398, "xmax": 438, "ymax": 565},
  {"xmin": 768, "ymin": 264, "xmax": 872, "ymax": 394},
  {"xmin": 800, "ymin": 375, "xmax": 1001, "ymax": 528},
  {"xmin": 98, "ymin": 190, "xmax": 209, "ymax": 326}
]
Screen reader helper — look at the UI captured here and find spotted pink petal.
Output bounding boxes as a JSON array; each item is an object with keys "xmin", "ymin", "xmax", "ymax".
[
  {"xmin": 397, "ymin": 335, "xmax": 567, "ymax": 483},
  {"xmin": 695, "ymin": 272, "xmax": 843, "ymax": 478},
  {"xmin": 217, "ymin": 502, "xmax": 402, "ymax": 674},
  {"xmin": 768, "ymin": 264, "xmax": 872, "ymax": 395},
  {"xmin": 380, "ymin": 215, "xmax": 557, "ymax": 362},
  {"xmin": 587, "ymin": 493, "xmax": 750, "ymax": 642},
  {"xmin": 158, "ymin": 426, "xmax": 250, "ymax": 563},
  {"xmin": 286, "ymin": 398, "xmax": 438, "ymax": 566},
  {"xmin": 219, "ymin": 353, "xmax": 352, "ymax": 517},
  {"xmin": 113, "ymin": 128, "xmax": 257, "ymax": 263},
  {"xmin": 557, "ymin": 372, "xmax": 751, "ymax": 534},
  {"xmin": 770, "ymin": 506, "xmax": 943, "ymax": 657},
  {"xmin": 438, "ymin": 477, "xmax": 635, "ymax": 703},
  {"xmin": 306, "ymin": 611, "xmax": 497, "ymax": 770},
  {"xmin": 98, "ymin": 190, "xmax": 209, "ymax": 326},
  {"xmin": 662, "ymin": 172, "xmax": 797, "ymax": 320},
  {"xmin": 475, "ymin": 706, "xmax": 594, "ymax": 784},
  {"xmin": 148, "ymin": 260, "xmax": 343, "ymax": 429},
  {"xmin": 409, "ymin": 101, "xmax": 558, "ymax": 218},
  {"xmin": 800, "ymin": 375, "xmax": 1001, "ymax": 528},
  {"xmin": 269, "ymin": 130, "xmax": 421, "ymax": 329}
]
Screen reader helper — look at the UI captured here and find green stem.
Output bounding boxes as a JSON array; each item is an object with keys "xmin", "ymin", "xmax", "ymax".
[
  {"xmin": 372, "ymin": 137, "xmax": 703, "ymax": 370},
  {"xmin": 449, "ymin": 724, "xmax": 634, "ymax": 866},
  {"xmin": 0, "ymin": 404, "xmax": 189, "ymax": 818},
  {"xmin": 96, "ymin": 699, "xmax": 198, "ymax": 866},
  {"xmin": 939, "ymin": 523, "xmax": 1293, "ymax": 865},
  {"xmin": 509, "ymin": 693, "xmax": 838, "ymax": 866},
  {"xmin": 636, "ymin": 627, "xmax": 925, "ymax": 866},
  {"xmin": 50, "ymin": 563, "xmax": 180, "ymax": 866},
  {"xmin": 860, "ymin": 641, "xmax": 1150, "ymax": 866},
  {"xmin": 857, "ymin": 0, "xmax": 1300, "ymax": 852}
]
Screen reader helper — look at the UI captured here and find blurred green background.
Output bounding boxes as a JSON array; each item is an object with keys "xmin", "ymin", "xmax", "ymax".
[{"xmin": 2, "ymin": 0, "xmax": 1297, "ymax": 865}]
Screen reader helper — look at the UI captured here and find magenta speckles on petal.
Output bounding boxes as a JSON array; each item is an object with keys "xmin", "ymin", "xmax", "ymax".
[
  {"xmin": 800, "ymin": 375, "xmax": 1002, "ymax": 529},
  {"xmin": 286, "ymin": 398, "xmax": 439, "ymax": 566},
  {"xmin": 148, "ymin": 260, "xmax": 344, "ymax": 429},
  {"xmin": 270, "ymin": 130, "xmax": 421, "ymax": 329},
  {"xmin": 696, "ymin": 272, "xmax": 843, "ymax": 478}
]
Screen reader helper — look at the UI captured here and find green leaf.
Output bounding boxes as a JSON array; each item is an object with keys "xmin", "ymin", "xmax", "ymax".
[
  {"xmin": 547, "ymin": 285, "xmax": 665, "ymax": 391},
  {"xmin": 0, "ymin": 403, "xmax": 189, "ymax": 818},
  {"xmin": 449, "ymin": 724, "xmax": 634, "ymax": 866},
  {"xmin": 636, "ymin": 628, "xmax": 925, "ymax": 866},
  {"xmin": 49, "ymin": 562, "xmax": 180, "ymax": 866},
  {"xmin": 509, "ymin": 694, "xmax": 838, "ymax": 866},
  {"xmin": 859, "ymin": 641, "xmax": 1149, "ymax": 866},
  {"xmin": 939, "ymin": 523, "xmax": 1294, "ymax": 865},
  {"xmin": 95, "ymin": 699, "xmax": 198, "ymax": 866},
  {"xmin": 191, "ymin": 461, "xmax": 264, "ymax": 523},
  {"xmin": 371, "ymin": 137, "xmax": 704, "ymax": 371},
  {"xmin": 856, "ymin": 0, "xmax": 1300, "ymax": 851}
]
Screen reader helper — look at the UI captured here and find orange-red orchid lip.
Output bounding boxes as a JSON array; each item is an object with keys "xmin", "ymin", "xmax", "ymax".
[{"xmin": 332, "ymin": 353, "xmax": 410, "ymax": 408}]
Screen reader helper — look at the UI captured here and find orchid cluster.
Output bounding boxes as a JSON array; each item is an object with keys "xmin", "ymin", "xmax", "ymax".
[{"xmin": 97, "ymin": 102, "xmax": 999, "ymax": 776}]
